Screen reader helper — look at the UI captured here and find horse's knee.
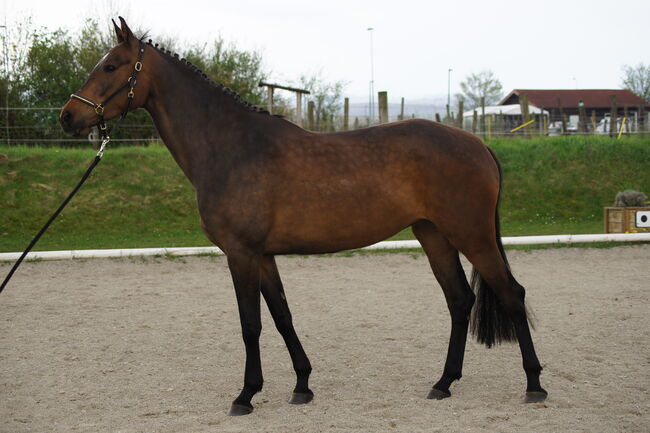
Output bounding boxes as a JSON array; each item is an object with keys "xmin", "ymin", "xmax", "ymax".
[{"xmin": 241, "ymin": 323, "xmax": 262, "ymax": 344}]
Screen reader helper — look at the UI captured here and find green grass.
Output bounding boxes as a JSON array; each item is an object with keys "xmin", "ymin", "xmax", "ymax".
[
  {"xmin": 488, "ymin": 135, "xmax": 650, "ymax": 235},
  {"xmin": 1, "ymin": 144, "xmax": 205, "ymax": 251},
  {"xmin": 1, "ymin": 135, "xmax": 649, "ymax": 252}
]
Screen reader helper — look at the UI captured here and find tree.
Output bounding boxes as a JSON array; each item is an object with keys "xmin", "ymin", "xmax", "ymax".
[
  {"xmin": 298, "ymin": 72, "xmax": 346, "ymax": 131},
  {"xmin": 458, "ymin": 70, "xmax": 503, "ymax": 108},
  {"xmin": 24, "ymin": 29, "xmax": 83, "ymax": 108},
  {"xmin": 183, "ymin": 37, "xmax": 267, "ymax": 105},
  {"xmin": 77, "ymin": 18, "xmax": 115, "ymax": 74},
  {"xmin": 0, "ymin": 17, "xmax": 36, "ymax": 141},
  {"xmin": 621, "ymin": 63, "xmax": 650, "ymax": 102}
]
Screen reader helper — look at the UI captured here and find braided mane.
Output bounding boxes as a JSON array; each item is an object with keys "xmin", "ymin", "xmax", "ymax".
[{"xmin": 144, "ymin": 39, "xmax": 269, "ymax": 115}]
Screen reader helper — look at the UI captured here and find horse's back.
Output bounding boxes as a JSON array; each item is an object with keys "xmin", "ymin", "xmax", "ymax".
[{"xmin": 261, "ymin": 119, "xmax": 500, "ymax": 254}]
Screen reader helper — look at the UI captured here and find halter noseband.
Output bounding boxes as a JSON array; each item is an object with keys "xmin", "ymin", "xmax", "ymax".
[{"xmin": 70, "ymin": 40, "xmax": 146, "ymax": 140}]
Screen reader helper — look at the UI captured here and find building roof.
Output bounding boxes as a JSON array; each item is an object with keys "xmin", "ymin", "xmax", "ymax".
[
  {"xmin": 463, "ymin": 104, "xmax": 548, "ymax": 117},
  {"xmin": 499, "ymin": 89, "xmax": 649, "ymax": 108}
]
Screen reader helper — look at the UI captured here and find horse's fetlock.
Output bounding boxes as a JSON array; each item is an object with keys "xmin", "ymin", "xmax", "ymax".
[
  {"xmin": 444, "ymin": 369, "xmax": 463, "ymax": 382},
  {"xmin": 245, "ymin": 379, "xmax": 264, "ymax": 393},
  {"xmin": 296, "ymin": 365, "xmax": 312, "ymax": 377},
  {"xmin": 524, "ymin": 363, "xmax": 543, "ymax": 375}
]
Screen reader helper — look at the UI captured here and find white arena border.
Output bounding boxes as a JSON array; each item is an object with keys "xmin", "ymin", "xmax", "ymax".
[{"xmin": 1, "ymin": 233, "xmax": 649, "ymax": 262}]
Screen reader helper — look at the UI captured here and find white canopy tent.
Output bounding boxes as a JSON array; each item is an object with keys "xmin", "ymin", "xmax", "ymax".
[{"xmin": 462, "ymin": 104, "xmax": 548, "ymax": 117}]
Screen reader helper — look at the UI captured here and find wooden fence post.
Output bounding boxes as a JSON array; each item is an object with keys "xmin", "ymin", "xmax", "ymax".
[
  {"xmin": 610, "ymin": 95, "xmax": 617, "ymax": 137},
  {"xmin": 353, "ymin": 117, "xmax": 359, "ymax": 130},
  {"xmin": 457, "ymin": 100, "xmax": 464, "ymax": 129},
  {"xmin": 378, "ymin": 91, "xmax": 388, "ymax": 124},
  {"xmin": 578, "ymin": 100, "xmax": 588, "ymax": 134},
  {"xmin": 307, "ymin": 101, "xmax": 315, "ymax": 130},
  {"xmin": 472, "ymin": 110, "xmax": 478, "ymax": 133},
  {"xmin": 435, "ymin": 113, "xmax": 441, "ymax": 123},
  {"xmin": 266, "ymin": 87, "xmax": 274, "ymax": 114},
  {"xmin": 591, "ymin": 109, "xmax": 597, "ymax": 134},
  {"xmin": 557, "ymin": 97, "xmax": 566, "ymax": 134},
  {"xmin": 343, "ymin": 97, "xmax": 349, "ymax": 131},
  {"xmin": 550, "ymin": 108, "xmax": 556, "ymax": 133},
  {"xmin": 519, "ymin": 94, "xmax": 530, "ymax": 137},
  {"xmin": 640, "ymin": 103, "xmax": 646, "ymax": 133},
  {"xmin": 623, "ymin": 105, "xmax": 629, "ymax": 133},
  {"xmin": 480, "ymin": 97, "xmax": 486, "ymax": 134},
  {"xmin": 399, "ymin": 97, "xmax": 405, "ymax": 121},
  {"xmin": 486, "ymin": 114, "xmax": 492, "ymax": 138},
  {"xmin": 296, "ymin": 92, "xmax": 303, "ymax": 127}
]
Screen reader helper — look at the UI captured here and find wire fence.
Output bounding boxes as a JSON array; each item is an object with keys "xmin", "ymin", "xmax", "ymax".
[
  {"xmin": 1, "ymin": 104, "xmax": 648, "ymax": 145},
  {"xmin": 0, "ymin": 107, "xmax": 159, "ymax": 146}
]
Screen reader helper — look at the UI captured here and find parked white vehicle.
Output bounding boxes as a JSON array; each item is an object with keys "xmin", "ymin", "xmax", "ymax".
[
  {"xmin": 596, "ymin": 114, "xmax": 623, "ymax": 135},
  {"xmin": 547, "ymin": 121, "xmax": 578, "ymax": 136}
]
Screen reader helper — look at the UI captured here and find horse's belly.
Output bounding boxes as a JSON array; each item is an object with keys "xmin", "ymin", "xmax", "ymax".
[{"xmin": 264, "ymin": 190, "xmax": 421, "ymax": 254}]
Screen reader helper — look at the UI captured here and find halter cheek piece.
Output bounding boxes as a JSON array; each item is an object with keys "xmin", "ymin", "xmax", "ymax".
[{"xmin": 69, "ymin": 40, "xmax": 146, "ymax": 140}]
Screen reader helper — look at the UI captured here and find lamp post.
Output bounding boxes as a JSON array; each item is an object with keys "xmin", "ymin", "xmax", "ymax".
[
  {"xmin": 367, "ymin": 27, "xmax": 375, "ymax": 124},
  {"xmin": 447, "ymin": 68, "xmax": 452, "ymax": 120}
]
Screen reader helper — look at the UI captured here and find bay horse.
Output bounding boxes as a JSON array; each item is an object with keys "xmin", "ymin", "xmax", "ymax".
[{"xmin": 60, "ymin": 18, "xmax": 547, "ymax": 415}]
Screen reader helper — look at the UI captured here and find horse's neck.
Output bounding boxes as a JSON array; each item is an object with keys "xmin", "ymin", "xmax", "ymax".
[{"xmin": 143, "ymin": 57, "xmax": 249, "ymax": 186}]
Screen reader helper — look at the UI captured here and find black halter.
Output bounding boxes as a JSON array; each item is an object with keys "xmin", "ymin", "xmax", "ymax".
[{"xmin": 70, "ymin": 40, "xmax": 146, "ymax": 140}]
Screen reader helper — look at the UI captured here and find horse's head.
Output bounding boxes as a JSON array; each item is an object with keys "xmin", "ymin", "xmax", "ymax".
[{"xmin": 60, "ymin": 17, "xmax": 150, "ymax": 136}]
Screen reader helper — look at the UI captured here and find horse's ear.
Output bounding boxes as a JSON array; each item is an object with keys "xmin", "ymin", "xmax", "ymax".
[
  {"xmin": 115, "ymin": 16, "xmax": 135, "ymax": 45},
  {"xmin": 112, "ymin": 19, "xmax": 125, "ymax": 43}
]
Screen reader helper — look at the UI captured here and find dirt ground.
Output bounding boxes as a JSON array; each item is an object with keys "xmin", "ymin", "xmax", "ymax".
[{"xmin": 1, "ymin": 246, "xmax": 649, "ymax": 433}]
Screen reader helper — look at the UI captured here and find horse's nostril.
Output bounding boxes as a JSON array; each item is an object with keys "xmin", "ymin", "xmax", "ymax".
[{"xmin": 60, "ymin": 110, "xmax": 72, "ymax": 125}]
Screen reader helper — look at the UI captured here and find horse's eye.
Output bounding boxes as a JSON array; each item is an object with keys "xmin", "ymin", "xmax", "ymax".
[{"xmin": 104, "ymin": 64, "xmax": 117, "ymax": 72}]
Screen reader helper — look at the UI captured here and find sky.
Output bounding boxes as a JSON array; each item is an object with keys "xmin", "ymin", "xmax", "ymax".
[{"xmin": 4, "ymin": 0, "xmax": 649, "ymax": 103}]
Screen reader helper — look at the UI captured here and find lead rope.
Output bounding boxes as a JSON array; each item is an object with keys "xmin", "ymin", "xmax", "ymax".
[
  {"xmin": 0, "ymin": 42, "xmax": 145, "ymax": 295},
  {"xmin": 0, "ymin": 140, "xmax": 108, "ymax": 294}
]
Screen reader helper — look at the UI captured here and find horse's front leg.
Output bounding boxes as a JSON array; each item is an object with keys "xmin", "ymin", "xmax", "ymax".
[
  {"xmin": 260, "ymin": 255, "xmax": 313, "ymax": 404},
  {"xmin": 226, "ymin": 250, "xmax": 263, "ymax": 416}
]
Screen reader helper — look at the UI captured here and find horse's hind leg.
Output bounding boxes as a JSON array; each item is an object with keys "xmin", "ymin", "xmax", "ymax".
[
  {"xmin": 260, "ymin": 255, "xmax": 314, "ymax": 405},
  {"xmin": 412, "ymin": 220, "xmax": 475, "ymax": 399},
  {"xmin": 462, "ymin": 245, "xmax": 547, "ymax": 403}
]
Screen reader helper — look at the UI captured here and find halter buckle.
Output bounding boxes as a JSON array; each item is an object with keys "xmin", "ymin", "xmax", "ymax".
[{"xmin": 95, "ymin": 104, "xmax": 105, "ymax": 115}]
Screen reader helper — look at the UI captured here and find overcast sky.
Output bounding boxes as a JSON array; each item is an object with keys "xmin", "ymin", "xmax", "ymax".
[{"xmin": 5, "ymin": 0, "xmax": 649, "ymax": 102}]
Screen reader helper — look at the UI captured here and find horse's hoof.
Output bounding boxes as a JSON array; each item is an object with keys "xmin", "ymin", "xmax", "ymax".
[
  {"xmin": 427, "ymin": 387, "xmax": 451, "ymax": 400},
  {"xmin": 227, "ymin": 403, "xmax": 254, "ymax": 416},
  {"xmin": 289, "ymin": 391, "xmax": 314, "ymax": 405},
  {"xmin": 522, "ymin": 390, "xmax": 548, "ymax": 403}
]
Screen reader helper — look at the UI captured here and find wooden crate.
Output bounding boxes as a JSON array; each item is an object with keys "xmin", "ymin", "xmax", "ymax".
[{"xmin": 603, "ymin": 207, "xmax": 650, "ymax": 233}]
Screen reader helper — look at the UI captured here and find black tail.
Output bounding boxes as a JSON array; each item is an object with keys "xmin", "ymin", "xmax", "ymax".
[{"xmin": 469, "ymin": 147, "xmax": 524, "ymax": 348}]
